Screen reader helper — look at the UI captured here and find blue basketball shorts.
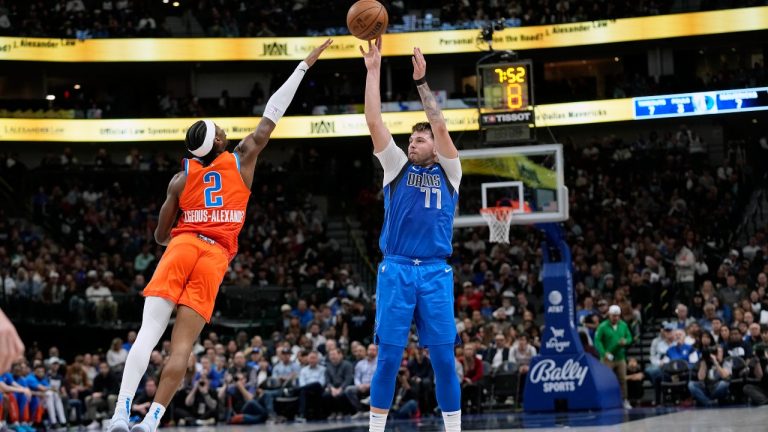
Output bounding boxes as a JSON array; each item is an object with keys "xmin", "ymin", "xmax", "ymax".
[{"xmin": 374, "ymin": 255, "xmax": 458, "ymax": 347}]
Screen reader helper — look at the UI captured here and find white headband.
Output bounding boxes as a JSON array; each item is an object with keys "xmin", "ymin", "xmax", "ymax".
[{"xmin": 191, "ymin": 119, "xmax": 215, "ymax": 157}]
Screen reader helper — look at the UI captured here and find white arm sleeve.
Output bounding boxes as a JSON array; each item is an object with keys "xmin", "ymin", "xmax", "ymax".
[
  {"xmin": 263, "ymin": 61, "xmax": 309, "ymax": 124},
  {"xmin": 437, "ymin": 152, "xmax": 462, "ymax": 191},
  {"xmin": 374, "ymin": 138, "xmax": 408, "ymax": 186}
]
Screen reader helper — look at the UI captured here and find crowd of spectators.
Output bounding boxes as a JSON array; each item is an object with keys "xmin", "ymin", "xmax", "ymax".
[
  {"xmin": 2, "ymin": 122, "xmax": 768, "ymax": 429},
  {"xmin": 0, "ymin": 0, "xmax": 762, "ymax": 39}
]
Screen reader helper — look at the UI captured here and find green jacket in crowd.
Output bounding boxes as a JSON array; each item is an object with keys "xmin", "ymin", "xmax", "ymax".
[{"xmin": 594, "ymin": 319, "xmax": 633, "ymax": 361}]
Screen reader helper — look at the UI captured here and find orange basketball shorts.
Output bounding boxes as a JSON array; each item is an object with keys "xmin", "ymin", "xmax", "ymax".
[{"xmin": 143, "ymin": 233, "xmax": 229, "ymax": 322}]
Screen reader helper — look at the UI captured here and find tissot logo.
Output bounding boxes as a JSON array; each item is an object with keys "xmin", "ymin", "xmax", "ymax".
[
  {"xmin": 310, "ymin": 120, "xmax": 335, "ymax": 134},
  {"xmin": 262, "ymin": 42, "xmax": 289, "ymax": 56}
]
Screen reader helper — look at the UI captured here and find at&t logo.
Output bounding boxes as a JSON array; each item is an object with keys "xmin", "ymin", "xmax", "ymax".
[{"xmin": 547, "ymin": 289, "xmax": 563, "ymax": 313}]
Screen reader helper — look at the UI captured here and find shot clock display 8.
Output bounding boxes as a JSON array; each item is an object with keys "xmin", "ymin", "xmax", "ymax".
[{"xmin": 477, "ymin": 59, "xmax": 535, "ymax": 143}]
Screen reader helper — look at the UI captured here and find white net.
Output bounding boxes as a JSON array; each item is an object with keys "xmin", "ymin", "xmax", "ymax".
[{"xmin": 480, "ymin": 207, "xmax": 516, "ymax": 243}]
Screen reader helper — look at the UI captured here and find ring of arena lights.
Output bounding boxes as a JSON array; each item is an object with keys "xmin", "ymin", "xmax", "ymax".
[{"xmin": 0, "ymin": 7, "xmax": 766, "ymax": 62}]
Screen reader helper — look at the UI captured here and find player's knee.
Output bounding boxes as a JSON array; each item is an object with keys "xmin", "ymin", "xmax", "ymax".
[{"xmin": 374, "ymin": 344, "xmax": 403, "ymax": 377}]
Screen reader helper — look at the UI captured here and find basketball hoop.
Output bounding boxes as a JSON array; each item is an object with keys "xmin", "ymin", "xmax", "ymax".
[{"xmin": 480, "ymin": 201, "xmax": 531, "ymax": 243}]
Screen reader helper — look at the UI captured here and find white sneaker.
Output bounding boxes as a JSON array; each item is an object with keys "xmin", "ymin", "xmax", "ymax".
[
  {"xmin": 623, "ymin": 400, "xmax": 633, "ymax": 409},
  {"xmin": 86, "ymin": 421, "xmax": 101, "ymax": 430},
  {"xmin": 107, "ymin": 416, "xmax": 129, "ymax": 432},
  {"xmin": 360, "ymin": 396, "xmax": 371, "ymax": 406},
  {"xmin": 350, "ymin": 411, "xmax": 368, "ymax": 420},
  {"xmin": 129, "ymin": 423, "xmax": 152, "ymax": 432}
]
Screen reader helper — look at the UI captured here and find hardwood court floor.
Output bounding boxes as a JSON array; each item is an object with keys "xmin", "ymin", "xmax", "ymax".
[{"xmin": 158, "ymin": 406, "xmax": 768, "ymax": 432}]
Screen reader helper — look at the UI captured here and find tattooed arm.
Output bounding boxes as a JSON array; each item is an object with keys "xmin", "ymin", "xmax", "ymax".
[{"xmin": 412, "ymin": 47, "xmax": 458, "ymax": 159}]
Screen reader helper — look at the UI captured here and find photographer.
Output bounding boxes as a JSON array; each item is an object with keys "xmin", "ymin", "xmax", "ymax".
[
  {"xmin": 688, "ymin": 345, "xmax": 732, "ymax": 407},
  {"xmin": 222, "ymin": 370, "xmax": 268, "ymax": 424},
  {"xmin": 743, "ymin": 346, "xmax": 768, "ymax": 405},
  {"xmin": 390, "ymin": 367, "xmax": 419, "ymax": 420},
  {"xmin": 175, "ymin": 376, "xmax": 218, "ymax": 426}
]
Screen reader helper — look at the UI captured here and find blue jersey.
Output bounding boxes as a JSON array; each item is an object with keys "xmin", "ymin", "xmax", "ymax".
[
  {"xmin": 1, "ymin": 372, "xmax": 13, "ymax": 385},
  {"xmin": 380, "ymin": 162, "xmax": 458, "ymax": 259}
]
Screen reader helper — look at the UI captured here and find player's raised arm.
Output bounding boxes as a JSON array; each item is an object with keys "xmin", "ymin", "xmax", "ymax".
[
  {"xmin": 360, "ymin": 36, "xmax": 393, "ymax": 153},
  {"xmin": 154, "ymin": 171, "xmax": 186, "ymax": 246},
  {"xmin": 412, "ymin": 47, "xmax": 458, "ymax": 159},
  {"xmin": 235, "ymin": 39, "xmax": 333, "ymax": 187}
]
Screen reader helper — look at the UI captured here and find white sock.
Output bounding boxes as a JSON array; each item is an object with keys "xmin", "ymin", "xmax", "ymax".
[
  {"xmin": 369, "ymin": 411, "xmax": 388, "ymax": 432},
  {"xmin": 113, "ymin": 297, "xmax": 173, "ymax": 421},
  {"xmin": 141, "ymin": 402, "xmax": 166, "ymax": 431},
  {"xmin": 442, "ymin": 409, "xmax": 461, "ymax": 432},
  {"xmin": 113, "ymin": 392, "xmax": 133, "ymax": 420}
]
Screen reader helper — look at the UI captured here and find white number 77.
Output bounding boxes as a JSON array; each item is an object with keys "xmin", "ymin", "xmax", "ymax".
[{"xmin": 420, "ymin": 187, "xmax": 442, "ymax": 209}]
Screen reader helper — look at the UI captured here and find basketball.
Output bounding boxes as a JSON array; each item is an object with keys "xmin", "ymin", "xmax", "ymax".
[{"xmin": 346, "ymin": 0, "xmax": 388, "ymax": 41}]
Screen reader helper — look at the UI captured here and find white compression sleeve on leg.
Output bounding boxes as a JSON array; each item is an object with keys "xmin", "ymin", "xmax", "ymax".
[
  {"xmin": 114, "ymin": 296, "xmax": 174, "ymax": 419},
  {"xmin": 263, "ymin": 61, "xmax": 309, "ymax": 124}
]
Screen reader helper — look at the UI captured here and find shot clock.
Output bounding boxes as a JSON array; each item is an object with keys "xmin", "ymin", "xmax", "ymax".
[{"xmin": 477, "ymin": 60, "xmax": 535, "ymax": 143}]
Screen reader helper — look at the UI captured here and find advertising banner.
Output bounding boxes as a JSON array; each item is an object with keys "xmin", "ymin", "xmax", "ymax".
[{"xmin": 0, "ymin": 7, "xmax": 765, "ymax": 62}]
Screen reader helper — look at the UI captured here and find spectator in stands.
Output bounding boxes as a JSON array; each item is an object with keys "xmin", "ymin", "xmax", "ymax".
[
  {"xmin": 406, "ymin": 345, "xmax": 435, "ymax": 414},
  {"xmin": 106, "ymin": 338, "xmax": 128, "ymax": 373},
  {"xmin": 130, "ymin": 377, "xmax": 158, "ymax": 419},
  {"xmin": 688, "ymin": 345, "xmax": 732, "ymax": 407},
  {"xmin": 459, "ymin": 343, "xmax": 483, "ymax": 413},
  {"xmin": 485, "ymin": 333, "xmax": 515, "ymax": 373},
  {"xmin": 725, "ymin": 327, "xmax": 750, "ymax": 358},
  {"xmin": 85, "ymin": 361, "xmax": 118, "ymax": 427},
  {"xmin": 674, "ymin": 239, "xmax": 696, "ymax": 302},
  {"xmin": 594, "ymin": 305, "xmax": 633, "ymax": 409},
  {"xmin": 133, "ymin": 245, "xmax": 155, "ymax": 277},
  {"xmin": 744, "ymin": 345, "xmax": 768, "ymax": 405},
  {"xmin": 745, "ymin": 323, "xmax": 762, "ymax": 349},
  {"xmin": 670, "ymin": 304, "xmax": 695, "ymax": 330},
  {"xmin": 346, "ymin": 344, "xmax": 377, "ymax": 418},
  {"xmin": 294, "ymin": 351, "xmax": 326, "ymax": 422},
  {"xmin": 84, "ymin": 271, "xmax": 117, "ymax": 323},
  {"xmin": 645, "ymin": 323, "xmax": 676, "ymax": 405},
  {"xmin": 667, "ymin": 329, "xmax": 697, "ymax": 366},
  {"xmin": 720, "ymin": 274, "xmax": 744, "ymax": 309},
  {"xmin": 292, "ymin": 300, "xmax": 314, "ymax": 330},
  {"xmin": 699, "ymin": 303, "xmax": 718, "ymax": 333},
  {"xmin": 323, "ymin": 347, "xmax": 353, "ymax": 419}
]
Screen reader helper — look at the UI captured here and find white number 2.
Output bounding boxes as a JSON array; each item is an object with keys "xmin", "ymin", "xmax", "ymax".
[{"xmin": 420, "ymin": 187, "xmax": 442, "ymax": 209}]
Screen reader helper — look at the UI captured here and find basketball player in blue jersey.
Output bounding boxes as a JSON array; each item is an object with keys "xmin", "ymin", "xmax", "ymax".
[{"xmin": 360, "ymin": 37, "xmax": 462, "ymax": 432}]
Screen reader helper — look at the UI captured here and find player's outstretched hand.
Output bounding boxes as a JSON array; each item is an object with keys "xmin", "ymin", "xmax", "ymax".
[
  {"xmin": 304, "ymin": 39, "xmax": 333, "ymax": 67},
  {"xmin": 412, "ymin": 47, "xmax": 426, "ymax": 81},
  {"xmin": 359, "ymin": 36, "xmax": 382, "ymax": 71},
  {"xmin": 0, "ymin": 309, "xmax": 24, "ymax": 373}
]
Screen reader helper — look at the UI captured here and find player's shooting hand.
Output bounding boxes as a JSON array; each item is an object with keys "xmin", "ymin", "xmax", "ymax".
[
  {"xmin": 359, "ymin": 36, "xmax": 382, "ymax": 70},
  {"xmin": 0, "ymin": 309, "xmax": 24, "ymax": 374},
  {"xmin": 304, "ymin": 38, "xmax": 333, "ymax": 67},
  {"xmin": 411, "ymin": 47, "xmax": 426, "ymax": 80}
]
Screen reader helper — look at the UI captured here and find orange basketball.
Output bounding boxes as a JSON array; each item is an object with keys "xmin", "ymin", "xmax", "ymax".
[{"xmin": 346, "ymin": 0, "xmax": 388, "ymax": 41}]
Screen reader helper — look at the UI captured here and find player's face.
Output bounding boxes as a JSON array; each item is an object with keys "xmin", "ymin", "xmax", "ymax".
[
  {"xmin": 214, "ymin": 125, "xmax": 228, "ymax": 151},
  {"xmin": 407, "ymin": 131, "xmax": 437, "ymax": 166}
]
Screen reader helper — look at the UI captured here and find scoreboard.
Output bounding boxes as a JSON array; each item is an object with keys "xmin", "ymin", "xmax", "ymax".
[
  {"xmin": 634, "ymin": 87, "xmax": 768, "ymax": 119},
  {"xmin": 477, "ymin": 60, "xmax": 535, "ymax": 143}
]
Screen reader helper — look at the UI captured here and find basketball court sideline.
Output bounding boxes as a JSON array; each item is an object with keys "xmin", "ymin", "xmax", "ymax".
[{"xmin": 157, "ymin": 406, "xmax": 768, "ymax": 432}]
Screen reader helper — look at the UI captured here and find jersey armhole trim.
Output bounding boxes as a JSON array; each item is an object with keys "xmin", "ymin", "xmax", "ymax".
[
  {"xmin": 183, "ymin": 158, "xmax": 189, "ymax": 175},
  {"xmin": 388, "ymin": 162, "xmax": 411, "ymax": 199},
  {"xmin": 233, "ymin": 152, "xmax": 241, "ymax": 171}
]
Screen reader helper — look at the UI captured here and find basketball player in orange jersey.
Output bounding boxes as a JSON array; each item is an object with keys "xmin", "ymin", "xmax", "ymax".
[{"xmin": 107, "ymin": 39, "xmax": 332, "ymax": 432}]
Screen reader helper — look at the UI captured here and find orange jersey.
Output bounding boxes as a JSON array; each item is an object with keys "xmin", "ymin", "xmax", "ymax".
[{"xmin": 172, "ymin": 152, "xmax": 250, "ymax": 259}]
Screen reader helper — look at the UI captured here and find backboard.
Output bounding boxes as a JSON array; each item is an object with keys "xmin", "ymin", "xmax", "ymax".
[{"xmin": 454, "ymin": 144, "xmax": 568, "ymax": 228}]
